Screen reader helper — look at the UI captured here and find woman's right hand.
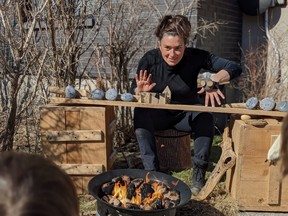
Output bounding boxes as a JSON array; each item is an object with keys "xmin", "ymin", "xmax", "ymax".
[{"xmin": 135, "ymin": 70, "xmax": 156, "ymax": 94}]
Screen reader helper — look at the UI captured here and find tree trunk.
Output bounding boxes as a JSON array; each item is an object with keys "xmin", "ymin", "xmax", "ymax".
[
  {"xmin": 1, "ymin": 77, "xmax": 19, "ymax": 151},
  {"xmin": 155, "ymin": 129, "xmax": 192, "ymax": 172}
]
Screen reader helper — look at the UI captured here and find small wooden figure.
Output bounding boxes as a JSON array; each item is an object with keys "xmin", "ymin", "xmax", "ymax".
[{"xmin": 139, "ymin": 86, "xmax": 171, "ymax": 104}]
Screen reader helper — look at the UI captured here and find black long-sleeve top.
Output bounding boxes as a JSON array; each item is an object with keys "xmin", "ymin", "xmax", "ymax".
[{"xmin": 130, "ymin": 47, "xmax": 242, "ymax": 105}]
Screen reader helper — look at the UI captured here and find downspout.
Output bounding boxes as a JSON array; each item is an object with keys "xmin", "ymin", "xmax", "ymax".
[{"xmin": 264, "ymin": 8, "xmax": 281, "ymax": 82}]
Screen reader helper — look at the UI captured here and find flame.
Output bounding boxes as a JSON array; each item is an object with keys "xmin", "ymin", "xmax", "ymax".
[
  {"xmin": 130, "ymin": 187, "xmax": 142, "ymax": 205},
  {"xmin": 110, "ymin": 175, "xmax": 168, "ymax": 208},
  {"xmin": 112, "ymin": 181, "xmax": 127, "ymax": 200},
  {"xmin": 145, "ymin": 173, "xmax": 150, "ymax": 183},
  {"xmin": 142, "ymin": 182, "xmax": 163, "ymax": 205}
]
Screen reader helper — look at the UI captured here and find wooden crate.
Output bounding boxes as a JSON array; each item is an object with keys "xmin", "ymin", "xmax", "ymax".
[
  {"xmin": 225, "ymin": 117, "xmax": 288, "ymax": 212},
  {"xmin": 40, "ymin": 104, "xmax": 116, "ymax": 194}
]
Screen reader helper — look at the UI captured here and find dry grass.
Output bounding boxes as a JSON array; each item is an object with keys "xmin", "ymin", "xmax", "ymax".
[
  {"xmin": 237, "ymin": 45, "xmax": 268, "ymax": 101},
  {"xmin": 79, "ymin": 195, "xmax": 96, "ymax": 216},
  {"xmin": 236, "ymin": 43, "xmax": 288, "ymax": 102}
]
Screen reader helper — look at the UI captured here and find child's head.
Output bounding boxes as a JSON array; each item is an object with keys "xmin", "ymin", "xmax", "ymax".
[{"xmin": 0, "ymin": 152, "xmax": 79, "ymax": 216}]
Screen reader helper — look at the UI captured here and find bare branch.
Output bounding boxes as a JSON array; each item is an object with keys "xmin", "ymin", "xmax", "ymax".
[{"xmin": 17, "ymin": 48, "xmax": 48, "ymax": 117}]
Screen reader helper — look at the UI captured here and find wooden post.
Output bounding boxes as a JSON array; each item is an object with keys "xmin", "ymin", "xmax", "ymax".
[{"xmin": 155, "ymin": 129, "xmax": 192, "ymax": 172}]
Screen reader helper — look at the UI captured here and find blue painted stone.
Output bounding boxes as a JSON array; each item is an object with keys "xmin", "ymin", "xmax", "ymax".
[
  {"xmin": 277, "ymin": 101, "xmax": 288, "ymax": 112},
  {"xmin": 65, "ymin": 85, "xmax": 76, "ymax": 98},
  {"xmin": 245, "ymin": 97, "xmax": 258, "ymax": 109},
  {"xmin": 105, "ymin": 88, "xmax": 118, "ymax": 101},
  {"xmin": 121, "ymin": 93, "xmax": 134, "ymax": 102},
  {"xmin": 91, "ymin": 88, "xmax": 105, "ymax": 100},
  {"xmin": 259, "ymin": 97, "xmax": 275, "ymax": 111}
]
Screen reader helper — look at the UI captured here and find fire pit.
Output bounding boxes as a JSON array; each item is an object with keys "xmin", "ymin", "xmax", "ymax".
[{"xmin": 88, "ymin": 169, "xmax": 192, "ymax": 216}]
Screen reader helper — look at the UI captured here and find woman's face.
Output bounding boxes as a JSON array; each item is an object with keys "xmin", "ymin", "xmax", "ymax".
[{"xmin": 159, "ymin": 34, "xmax": 185, "ymax": 66}]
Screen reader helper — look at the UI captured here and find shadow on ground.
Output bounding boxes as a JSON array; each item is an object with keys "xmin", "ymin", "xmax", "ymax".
[{"xmin": 176, "ymin": 200, "xmax": 225, "ymax": 216}]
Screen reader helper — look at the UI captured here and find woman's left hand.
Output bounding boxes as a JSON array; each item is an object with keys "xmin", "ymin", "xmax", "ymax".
[{"xmin": 197, "ymin": 88, "xmax": 225, "ymax": 107}]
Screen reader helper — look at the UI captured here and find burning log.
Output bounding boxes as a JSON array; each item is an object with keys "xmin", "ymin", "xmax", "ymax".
[
  {"xmin": 131, "ymin": 178, "xmax": 144, "ymax": 188},
  {"xmin": 100, "ymin": 175, "xmax": 181, "ymax": 210},
  {"xmin": 125, "ymin": 203, "xmax": 141, "ymax": 209},
  {"xmin": 163, "ymin": 190, "xmax": 180, "ymax": 202},
  {"xmin": 121, "ymin": 175, "xmax": 131, "ymax": 184},
  {"xmin": 153, "ymin": 182, "xmax": 168, "ymax": 194},
  {"xmin": 163, "ymin": 190, "xmax": 180, "ymax": 208},
  {"xmin": 127, "ymin": 183, "xmax": 136, "ymax": 200},
  {"xmin": 140, "ymin": 183, "xmax": 155, "ymax": 199},
  {"xmin": 163, "ymin": 198, "xmax": 178, "ymax": 209},
  {"xmin": 142, "ymin": 204, "xmax": 154, "ymax": 211},
  {"xmin": 102, "ymin": 195, "xmax": 122, "ymax": 207},
  {"xmin": 101, "ymin": 182, "xmax": 115, "ymax": 194},
  {"xmin": 149, "ymin": 198, "xmax": 162, "ymax": 209}
]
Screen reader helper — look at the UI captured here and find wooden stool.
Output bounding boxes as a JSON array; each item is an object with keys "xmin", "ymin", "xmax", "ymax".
[{"xmin": 155, "ymin": 129, "xmax": 192, "ymax": 172}]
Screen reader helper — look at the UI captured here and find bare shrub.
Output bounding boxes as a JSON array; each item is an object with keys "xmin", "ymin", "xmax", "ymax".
[
  {"xmin": 237, "ymin": 45, "xmax": 268, "ymax": 101},
  {"xmin": 237, "ymin": 27, "xmax": 288, "ymax": 102}
]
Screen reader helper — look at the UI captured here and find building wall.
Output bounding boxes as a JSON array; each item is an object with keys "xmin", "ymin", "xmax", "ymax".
[
  {"xmin": 81, "ymin": 0, "xmax": 243, "ymax": 78},
  {"xmin": 267, "ymin": 5, "xmax": 288, "ymax": 87},
  {"xmin": 196, "ymin": 0, "xmax": 243, "ymax": 62},
  {"xmin": 194, "ymin": 0, "xmax": 243, "ymax": 108},
  {"xmin": 241, "ymin": 3, "xmax": 288, "ymax": 100},
  {"xmin": 191, "ymin": 1, "xmax": 243, "ymax": 129}
]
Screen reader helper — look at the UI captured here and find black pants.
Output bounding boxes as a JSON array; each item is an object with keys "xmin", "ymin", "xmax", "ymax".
[{"xmin": 134, "ymin": 108, "xmax": 215, "ymax": 171}]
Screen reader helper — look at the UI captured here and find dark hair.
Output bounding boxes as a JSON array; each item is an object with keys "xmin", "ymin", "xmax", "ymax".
[
  {"xmin": 155, "ymin": 15, "xmax": 191, "ymax": 44},
  {"xmin": 0, "ymin": 152, "xmax": 79, "ymax": 216},
  {"xmin": 281, "ymin": 114, "xmax": 288, "ymax": 178}
]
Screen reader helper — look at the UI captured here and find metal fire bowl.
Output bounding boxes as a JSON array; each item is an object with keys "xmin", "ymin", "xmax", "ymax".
[{"xmin": 88, "ymin": 169, "xmax": 192, "ymax": 216}]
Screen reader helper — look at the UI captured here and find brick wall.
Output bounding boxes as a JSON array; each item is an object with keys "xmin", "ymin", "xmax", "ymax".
[
  {"xmin": 79, "ymin": 0, "xmax": 242, "ymax": 77},
  {"xmin": 196, "ymin": 0, "xmax": 242, "ymax": 62}
]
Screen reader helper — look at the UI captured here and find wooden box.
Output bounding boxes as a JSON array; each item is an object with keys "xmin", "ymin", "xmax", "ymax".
[
  {"xmin": 225, "ymin": 118, "xmax": 288, "ymax": 212},
  {"xmin": 40, "ymin": 105, "xmax": 116, "ymax": 194}
]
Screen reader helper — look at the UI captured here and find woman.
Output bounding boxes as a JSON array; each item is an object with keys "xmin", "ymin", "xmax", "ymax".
[{"xmin": 130, "ymin": 15, "xmax": 242, "ymax": 195}]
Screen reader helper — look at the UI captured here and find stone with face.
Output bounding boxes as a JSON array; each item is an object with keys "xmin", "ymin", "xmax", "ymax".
[{"xmin": 158, "ymin": 34, "xmax": 185, "ymax": 66}]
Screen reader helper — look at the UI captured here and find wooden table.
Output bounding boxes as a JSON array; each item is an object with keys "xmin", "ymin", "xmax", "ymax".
[{"xmin": 49, "ymin": 97, "xmax": 287, "ymax": 118}]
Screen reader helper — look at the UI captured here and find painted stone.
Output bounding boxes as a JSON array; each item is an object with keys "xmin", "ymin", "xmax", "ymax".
[
  {"xmin": 105, "ymin": 88, "xmax": 118, "ymax": 101},
  {"xmin": 245, "ymin": 97, "xmax": 258, "ymax": 109},
  {"xmin": 65, "ymin": 85, "xmax": 76, "ymax": 98},
  {"xmin": 120, "ymin": 93, "xmax": 134, "ymax": 102},
  {"xmin": 91, "ymin": 88, "xmax": 105, "ymax": 100},
  {"xmin": 277, "ymin": 101, "xmax": 288, "ymax": 112},
  {"xmin": 259, "ymin": 97, "xmax": 275, "ymax": 111}
]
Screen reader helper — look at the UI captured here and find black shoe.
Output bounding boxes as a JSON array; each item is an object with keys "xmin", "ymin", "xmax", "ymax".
[{"xmin": 191, "ymin": 165, "xmax": 206, "ymax": 196}]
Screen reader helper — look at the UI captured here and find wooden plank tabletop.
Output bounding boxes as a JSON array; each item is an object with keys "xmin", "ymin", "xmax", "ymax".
[{"xmin": 48, "ymin": 97, "xmax": 287, "ymax": 118}]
